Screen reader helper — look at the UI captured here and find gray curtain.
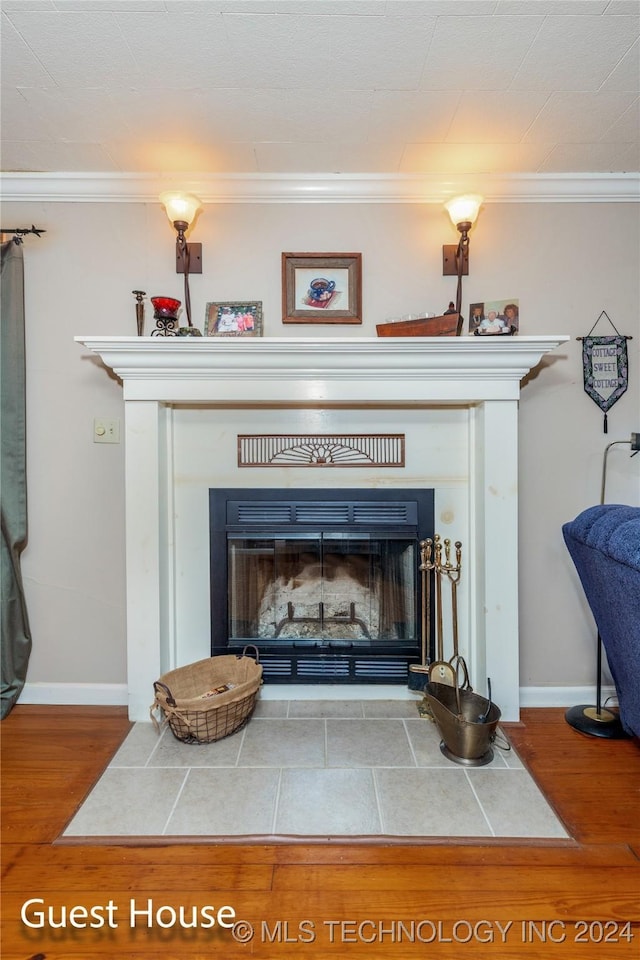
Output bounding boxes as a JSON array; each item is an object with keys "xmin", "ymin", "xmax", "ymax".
[{"xmin": 1, "ymin": 239, "xmax": 32, "ymax": 718}]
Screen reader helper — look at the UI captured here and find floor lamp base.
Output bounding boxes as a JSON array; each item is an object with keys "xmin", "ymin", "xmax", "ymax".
[{"xmin": 565, "ymin": 704, "xmax": 630, "ymax": 739}]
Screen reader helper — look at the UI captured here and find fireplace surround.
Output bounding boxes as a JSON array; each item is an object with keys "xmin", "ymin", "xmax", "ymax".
[{"xmin": 75, "ymin": 335, "xmax": 568, "ymax": 721}]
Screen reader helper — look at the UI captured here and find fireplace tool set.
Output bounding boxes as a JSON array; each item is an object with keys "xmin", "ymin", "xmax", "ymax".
[{"xmin": 409, "ymin": 535, "xmax": 504, "ymax": 766}]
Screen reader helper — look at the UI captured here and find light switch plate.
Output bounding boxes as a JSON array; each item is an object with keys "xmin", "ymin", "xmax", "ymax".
[{"xmin": 94, "ymin": 418, "xmax": 120, "ymax": 443}]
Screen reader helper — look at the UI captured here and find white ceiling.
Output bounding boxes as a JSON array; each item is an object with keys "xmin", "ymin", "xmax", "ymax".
[{"xmin": 1, "ymin": 0, "xmax": 639, "ymax": 180}]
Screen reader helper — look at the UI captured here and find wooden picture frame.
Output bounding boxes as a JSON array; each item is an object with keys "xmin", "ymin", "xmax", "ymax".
[
  {"xmin": 205, "ymin": 301, "xmax": 263, "ymax": 337},
  {"xmin": 282, "ymin": 252, "xmax": 362, "ymax": 325}
]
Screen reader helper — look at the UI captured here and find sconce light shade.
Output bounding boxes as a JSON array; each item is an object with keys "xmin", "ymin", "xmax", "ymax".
[
  {"xmin": 444, "ymin": 194, "xmax": 483, "ymax": 231},
  {"xmin": 159, "ymin": 191, "xmax": 202, "ymax": 229}
]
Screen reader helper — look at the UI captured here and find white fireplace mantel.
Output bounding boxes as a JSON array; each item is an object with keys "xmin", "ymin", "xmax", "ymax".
[
  {"xmin": 76, "ymin": 335, "xmax": 568, "ymax": 721},
  {"xmin": 77, "ymin": 335, "xmax": 566, "ymax": 403}
]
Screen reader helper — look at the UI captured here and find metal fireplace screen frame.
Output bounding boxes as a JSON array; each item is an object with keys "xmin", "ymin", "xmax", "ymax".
[{"xmin": 210, "ymin": 488, "xmax": 435, "ymax": 684}]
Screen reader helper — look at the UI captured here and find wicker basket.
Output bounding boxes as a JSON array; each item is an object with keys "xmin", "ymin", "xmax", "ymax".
[{"xmin": 150, "ymin": 646, "xmax": 262, "ymax": 744}]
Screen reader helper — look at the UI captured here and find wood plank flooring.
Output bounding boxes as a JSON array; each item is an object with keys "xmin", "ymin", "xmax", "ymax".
[{"xmin": 2, "ymin": 705, "xmax": 639, "ymax": 959}]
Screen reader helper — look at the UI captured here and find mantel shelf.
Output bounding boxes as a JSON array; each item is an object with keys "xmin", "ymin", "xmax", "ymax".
[{"xmin": 76, "ymin": 335, "xmax": 569, "ymax": 405}]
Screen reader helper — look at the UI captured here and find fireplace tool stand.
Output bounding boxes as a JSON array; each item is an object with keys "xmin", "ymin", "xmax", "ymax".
[{"xmin": 417, "ymin": 537, "xmax": 504, "ymax": 766}]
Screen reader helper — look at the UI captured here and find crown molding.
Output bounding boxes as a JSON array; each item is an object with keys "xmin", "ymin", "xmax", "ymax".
[{"xmin": 2, "ymin": 171, "xmax": 639, "ymax": 203}]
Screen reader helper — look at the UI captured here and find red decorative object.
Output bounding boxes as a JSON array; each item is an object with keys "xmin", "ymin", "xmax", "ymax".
[{"xmin": 151, "ymin": 296, "xmax": 181, "ymax": 317}]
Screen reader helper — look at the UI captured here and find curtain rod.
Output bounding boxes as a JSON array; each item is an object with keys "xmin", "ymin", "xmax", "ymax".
[{"xmin": 1, "ymin": 225, "xmax": 46, "ymax": 244}]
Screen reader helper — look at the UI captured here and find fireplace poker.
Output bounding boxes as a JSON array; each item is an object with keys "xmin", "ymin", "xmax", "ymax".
[
  {"xmin": 443, "ymin": 539, "xmax": 470, "ymax": 715},
  {"xmin": 442, "ymin": 540, "xmax": 470, "ymax": 685}
]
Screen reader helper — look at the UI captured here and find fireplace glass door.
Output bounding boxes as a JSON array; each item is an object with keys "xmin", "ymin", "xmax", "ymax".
[
  {"xmin": 228, "ymin": 534, "xmax": 417, "ymax": 646},
  {"xmin": 210, "ymin": 489, "xmax": 434, "ymax": 683}
]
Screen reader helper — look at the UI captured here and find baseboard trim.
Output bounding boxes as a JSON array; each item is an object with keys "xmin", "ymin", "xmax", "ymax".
[
  {"xmin": 18, "ymin": 681, "xmax": 617, "ymax": 710},
  {"xmin": 19, "ymin": 682, "xmax": 128, "ymax": 706},
  {"xmin": 519, "ymin": 685, "xmax": 618, "ymax": 708}
]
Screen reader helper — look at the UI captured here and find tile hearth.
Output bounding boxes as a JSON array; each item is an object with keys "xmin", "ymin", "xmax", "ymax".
[{"xmin": 63, "ymin": 701, "xmax": 568, "ymax": 841}]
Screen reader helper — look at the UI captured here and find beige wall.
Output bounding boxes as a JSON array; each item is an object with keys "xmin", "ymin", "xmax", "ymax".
[{"xmin": 4, "ymin": 197, "xmax": 639, "ymax": 694}]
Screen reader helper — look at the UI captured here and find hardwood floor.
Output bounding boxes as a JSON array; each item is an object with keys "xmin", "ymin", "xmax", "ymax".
[{"xmin": 2, "ymin": 705, "xmax": 639, "ymax": 959}]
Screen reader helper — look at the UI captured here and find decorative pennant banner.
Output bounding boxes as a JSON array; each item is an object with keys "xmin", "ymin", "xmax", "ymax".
[{"xmin": 580, "ymin": 312, "xmax": 630, "ymax": 433}]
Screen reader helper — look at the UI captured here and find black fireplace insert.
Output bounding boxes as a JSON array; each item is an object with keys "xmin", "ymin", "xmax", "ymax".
[{"xmin": 210, "ymin": 488, "xmax": 434, "ymax": 683}]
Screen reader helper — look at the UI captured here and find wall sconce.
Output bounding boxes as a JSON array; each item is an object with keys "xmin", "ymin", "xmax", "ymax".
[
  {"xmin": 159, "ymin": 191, "xmax": 203, "ymax": 329},
  {"xmin": 442, "ymin": 194, "xmax": 483, "ymax": 336}
]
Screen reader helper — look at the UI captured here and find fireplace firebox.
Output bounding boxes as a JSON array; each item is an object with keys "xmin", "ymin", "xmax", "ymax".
[{"xmin": 210, "ymin": 488, "xmax": 434, "ymax": 683}]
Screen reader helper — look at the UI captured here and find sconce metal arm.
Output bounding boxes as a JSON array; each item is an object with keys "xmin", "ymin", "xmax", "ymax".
[
  {"xmin": 454, "ymin": 224, "xmax": 471, "ymax": 335},
  {"xmin": 173, "ymin": 221, "xmax": 193, "ymax": 327}
]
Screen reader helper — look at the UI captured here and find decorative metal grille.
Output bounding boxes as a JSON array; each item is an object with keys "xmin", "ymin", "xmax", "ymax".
[{"xmin": 237, "ymin": 434, "xmax": 405, "ymax": 468}]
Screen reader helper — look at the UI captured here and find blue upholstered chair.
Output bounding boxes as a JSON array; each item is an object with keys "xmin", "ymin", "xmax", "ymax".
[{"xmin": 562, "ymin": 504, "xmax": 640, "ymax": 738}]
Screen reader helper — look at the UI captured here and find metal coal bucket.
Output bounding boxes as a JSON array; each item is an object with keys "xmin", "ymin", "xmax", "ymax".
[{"xmin": 423, "ymin": 681, "xmax": 501, "ymax": 766}]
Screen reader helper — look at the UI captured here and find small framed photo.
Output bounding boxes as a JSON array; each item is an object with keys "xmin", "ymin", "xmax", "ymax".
[
  {"xmin": 469, "ymin": 299, "xmax": 519, "ymax": 336},
  {"xmin": 206, "ymin": 301, "xmax": 263, "ymax": 337},
  {"xmin": 282, "ymin": 252, "xmax": 362, "ymax": 325}
]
